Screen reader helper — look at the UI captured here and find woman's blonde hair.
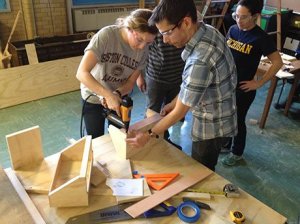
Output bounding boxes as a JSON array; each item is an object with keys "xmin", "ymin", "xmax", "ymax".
[{"xmin": 116, "ymin": 9, "xmax": 158, "ymax": 34}]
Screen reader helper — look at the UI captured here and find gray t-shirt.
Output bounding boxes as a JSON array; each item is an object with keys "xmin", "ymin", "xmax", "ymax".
[{"xmin": 81, "ymin": 25, "xmax": 148, "ymax": 104}]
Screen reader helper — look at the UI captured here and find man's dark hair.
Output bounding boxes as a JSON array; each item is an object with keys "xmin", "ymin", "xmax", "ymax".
[
  {"xmin": 149, "ymin": 0, "xmax": 197, "ymax": 26},
  {"xmin": 237, "ymin": 0, "xmax": 263, "ymax": 15}
]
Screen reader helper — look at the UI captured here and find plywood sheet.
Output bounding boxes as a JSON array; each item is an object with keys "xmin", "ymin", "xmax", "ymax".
[{"xmin": 0, "ymin": 56, "xmax": 81, "ymax": 109}]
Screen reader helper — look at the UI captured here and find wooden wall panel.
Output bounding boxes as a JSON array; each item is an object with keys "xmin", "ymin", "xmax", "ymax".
[
  {"xmin": 0, "ymin": 56, "xmax": 81, "ymax": 109},
  {"xmin": 267, "ymin": 0, "xmax": 300, "ymax": 13}
]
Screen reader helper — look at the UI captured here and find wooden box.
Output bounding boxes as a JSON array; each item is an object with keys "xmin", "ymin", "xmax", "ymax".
[{"xmin": 48, "ymin": 135, "xmax": 93, "ymax": 207}]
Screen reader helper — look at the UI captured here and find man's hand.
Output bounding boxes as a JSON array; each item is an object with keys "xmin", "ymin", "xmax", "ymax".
[{"xmin": 126, "ymin": 130, "xmax": 150, "ymax": 148}]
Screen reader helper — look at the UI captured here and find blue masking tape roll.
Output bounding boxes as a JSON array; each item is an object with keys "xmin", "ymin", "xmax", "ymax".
[{"xmin": 177, "ymin": 201, "xmax": 201, "ymax": 223}]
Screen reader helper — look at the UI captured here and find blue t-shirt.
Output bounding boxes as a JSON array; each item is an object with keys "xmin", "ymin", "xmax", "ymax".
[{"xmin": 226, "ymin": 25, "xmax": 277, "ymax": 86}]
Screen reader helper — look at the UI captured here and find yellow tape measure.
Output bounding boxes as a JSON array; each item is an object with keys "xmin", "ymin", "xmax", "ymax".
[
  {"xmin": 230, "ymin": 210, "xmax": 245, "ymax": 224},
  {"xmin": 186, "ymin": 188, "xmax": 224, "ymax": 195}
]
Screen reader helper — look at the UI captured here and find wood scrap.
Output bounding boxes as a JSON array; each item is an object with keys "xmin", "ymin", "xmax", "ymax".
[
  {"xmin": 4, "ymin": 168, "xmax": 46, "ymax": 224},
  {"xmin": 6, "ymin": 126, "xmax": 44, "ymax": 170},
  {"xmin": 125, "ymin": 170, "xmax": 212, "ymax": 218},
  {"xmin": 109, "ymin": 113, "xmax": 163, "ymax": 159},
  {"xmin": 25, "ymin": 43, "xmax": 39, "ymax": 65},
  {"xmin": 0, "ymin": 166, "xmax": 35, "ymax": 224},
  {"xmin": 90, "ymin": 162, "xmax": 107, "ymax": 187}
]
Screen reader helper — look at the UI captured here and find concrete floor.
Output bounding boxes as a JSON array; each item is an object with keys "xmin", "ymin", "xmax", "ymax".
[{"xmin": 0, "ymin": 82, "xmax": 299, "ymax": 223}]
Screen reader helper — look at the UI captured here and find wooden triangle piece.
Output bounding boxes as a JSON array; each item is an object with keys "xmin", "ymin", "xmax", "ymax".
[{"xmin": 134, "ymin": 173, "xmax": 179, "ymax": 190}]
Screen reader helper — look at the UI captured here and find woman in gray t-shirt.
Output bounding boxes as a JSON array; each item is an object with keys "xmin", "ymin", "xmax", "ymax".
[{"xmin": 76, "ymin": 9, "xmax": 158, "ymax": 138}]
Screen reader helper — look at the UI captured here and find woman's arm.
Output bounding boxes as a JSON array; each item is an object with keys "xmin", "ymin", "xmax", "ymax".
[
  {"xmin": 116, "ymin": 70, "xmax": 141, "ymax": 96},
  {"xmin": 136, "ymin": 72, "xmax": 146, "ymax": 92},
  {"xmin": 76, "ymin": 50, "xmax": 121, "ymax": 114},
  {"xmin": 257, "ymin": 51, "xmax": 283, "ymax": 87},
  {"xmin": 239, "ymin": 51, "xmax": 283, "ymax": 92}
]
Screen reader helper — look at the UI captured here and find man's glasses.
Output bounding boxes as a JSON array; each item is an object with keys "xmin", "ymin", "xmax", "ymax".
[
  {"xmin": 232, "ymin": 12, "xmax": 252, "ymax": 21},
  {"xmin": 159, "ymin": 19, "xmax": 183, "ymax": 36}
]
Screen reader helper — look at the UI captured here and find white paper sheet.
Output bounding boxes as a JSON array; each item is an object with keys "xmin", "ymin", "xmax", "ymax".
[{"xmin": 106, "ymin": 178, "xmax": 144, "ymax": 196}]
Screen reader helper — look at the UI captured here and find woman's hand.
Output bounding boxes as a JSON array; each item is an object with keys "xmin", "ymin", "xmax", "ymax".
[
  {"xmin": 126, "ymin": 130, "xmax": 150, "ymax": 148},
  {"xmin": 106, "ymin": 92, "xmax": 122, "ymax": 116},
  {"xmin": 239, "ymin": 80, "xmax": 261, "ymax": 92},
  {"xmin": 160, "ymin": 101, "xmax": 175, "ymax": 116}
]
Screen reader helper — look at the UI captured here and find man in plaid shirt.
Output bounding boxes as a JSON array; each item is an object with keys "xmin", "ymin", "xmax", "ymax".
[{"xmin": 127, "ymin": 0, "xmax": 237, "ymax": 171}]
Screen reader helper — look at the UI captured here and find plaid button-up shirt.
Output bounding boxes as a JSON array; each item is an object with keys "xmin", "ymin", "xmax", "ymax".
[{"xmin": 179, "ymin": 23, "xmax": 237, "ymax": 141}]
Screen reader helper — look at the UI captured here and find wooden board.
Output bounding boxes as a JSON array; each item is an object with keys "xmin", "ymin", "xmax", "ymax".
[
  {"xmin": 90, "ymin": 163, "xmax": 106, "ymax": 187},
  {"xmin": 0, "ymin": 56, "xmax": 81, "ymax": 109},
  {"xmin": 6, "ymin": 126, "xmax": 44, "ymax": 170},
  {"xmin": 25, "ymin": 44, "xmax": 39, "ymax": 65},
  {"xmin": 109, "ymin": 113, "xmax": 163, "ymax": 159},
  {"xmin": 1, "ymin": 169, "xmax": 46, "ymax": 224},
  {"xmin": 125, "ymin": 170, "xmax": 212, "ymax": 218},
  {"xmin": 0, "ymin": 167, "xmax": 35, "ymax": 224}
]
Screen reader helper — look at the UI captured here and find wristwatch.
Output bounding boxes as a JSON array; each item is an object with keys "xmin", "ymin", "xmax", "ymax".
[
  {"xmin": 113, "ymin": 89, "xmax": 122, "ymax": 98},
  {"xmin": 148, "ymin": 129, "xmax": 159, "ymax": 138}
]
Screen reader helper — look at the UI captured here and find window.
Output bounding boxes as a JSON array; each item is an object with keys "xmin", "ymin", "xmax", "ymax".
[{"xmin": 0, "ymin": 0, "xmax": 10, "ymax": 12}]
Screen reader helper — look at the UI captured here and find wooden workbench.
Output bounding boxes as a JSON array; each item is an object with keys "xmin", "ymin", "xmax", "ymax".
[{"xmin": 4, "ymin": 134, "xmax": 287, "ymax": 224}]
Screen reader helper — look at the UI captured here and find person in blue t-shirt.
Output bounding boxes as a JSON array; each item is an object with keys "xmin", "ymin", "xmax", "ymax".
[{"xmin": 222, "ymin": 0, "xmax": 283, "ymax": 166}]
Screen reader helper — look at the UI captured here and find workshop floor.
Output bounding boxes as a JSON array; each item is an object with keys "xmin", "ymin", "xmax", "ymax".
[{"xmin": 0, "ymin": 82, "xmax": 299, "ymax": 223}]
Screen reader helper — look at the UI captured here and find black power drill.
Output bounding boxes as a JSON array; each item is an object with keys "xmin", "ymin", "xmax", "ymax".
[{"xmin": 103, "ymin": 96, "xmax": 133, "ymax": 133}]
